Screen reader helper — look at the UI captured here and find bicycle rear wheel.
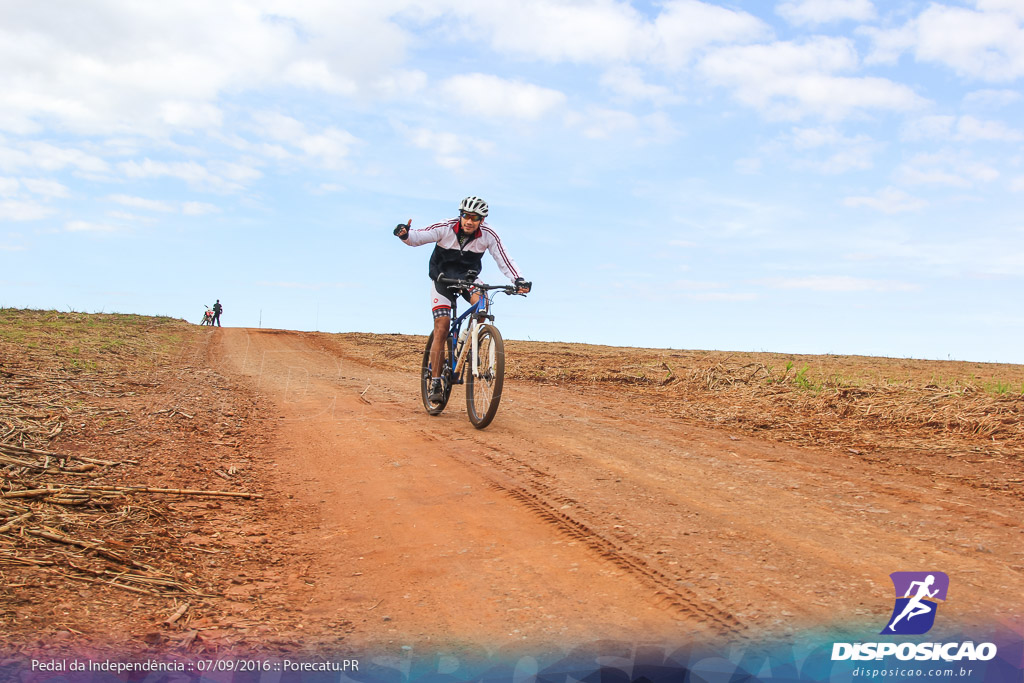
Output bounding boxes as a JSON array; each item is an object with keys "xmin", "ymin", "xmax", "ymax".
[
  {"xmin": 421, "ymin": 333, "xmax": 452, "ymax": 415},
  {"xmin": 465, "ymin": 324, "xmax": 505, "ymax": 429}
]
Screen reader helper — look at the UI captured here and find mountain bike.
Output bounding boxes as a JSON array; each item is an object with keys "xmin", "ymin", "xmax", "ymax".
[{"xmin": 420, "ymin": 273, "xmax": 526, "ymax": 429}]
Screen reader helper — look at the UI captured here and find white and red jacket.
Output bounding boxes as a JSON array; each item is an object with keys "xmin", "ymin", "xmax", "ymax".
[{"xmin": 403, "ymin": 218, "xmax": 523, "ymax": 283}]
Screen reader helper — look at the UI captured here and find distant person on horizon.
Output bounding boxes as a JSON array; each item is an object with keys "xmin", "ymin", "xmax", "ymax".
[
  {"xmin": 212, "ymin": 300, "xmax": 223, "ymax": 327},
  {"xmin": 393, "ymin": 196, "xmax": 531, "ymax": 402}
]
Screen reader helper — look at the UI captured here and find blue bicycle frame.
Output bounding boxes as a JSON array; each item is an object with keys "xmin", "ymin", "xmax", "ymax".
[{"xmin": 446, "ymin": 295, "xmax": 490, "ymax": 385}]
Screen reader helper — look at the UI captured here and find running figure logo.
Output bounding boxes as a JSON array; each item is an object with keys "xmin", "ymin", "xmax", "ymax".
[{"xmin": 882, "ymin": 572, "xmax": 949, "ymax": 635}]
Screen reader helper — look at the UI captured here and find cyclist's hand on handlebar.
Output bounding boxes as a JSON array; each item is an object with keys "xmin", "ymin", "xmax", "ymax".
[
  {"xmin": 393, "ymin": 220, "xmax": 411, "ymax": 240},
  {"xmin": 514, "ymin": 278, "xmax": 532, "ymax": 294}
]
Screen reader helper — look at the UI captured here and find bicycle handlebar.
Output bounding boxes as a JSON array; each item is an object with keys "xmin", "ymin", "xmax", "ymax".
[{"xmin": 437, "ymin": 274, "xmax": 526, "ymax": 296}]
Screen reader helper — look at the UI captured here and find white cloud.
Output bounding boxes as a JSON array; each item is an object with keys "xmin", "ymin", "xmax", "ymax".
[
  {"xmin": 66, "ymin": 220, "xmax": 120, "ymax": 233},
  {"xmin": 813, "ymin": 147, "xmax": 876, "ymax": 174},
  {"xmin": 735, "ymin": 157, "xmax": 762, "ymax": 174},
  {"xmin": 761, "ymin": 275, "xmax": 919, "ymax": 292},
  {"xmin": 866, "ymin": 3, "xmax": 1024, "ymax": 81},
  {"xmin": 600, "ymin": 67, "xmax": 680, "ymax": 105},
  {"xmin": 295, "ymin": 130, "xmax": 358, "ymax": 170},
  {"xmin": 1011, "ymin": 177, "xmax": 1024, "ymax": 192},
  {"xmin": 249, "ymin": 112, "xmax": 358, "ymax": 169},
  {"xmin": 107, "ymin": 210, "xmax": 156, "ymax": 224},
  {"xmin": 902, "ymin": 115, "xmax": 1024, "ymax": 143},
  {"xmin": 0, "ymin": 4, "xmax": 292, "ymax": 136},
  {"xmin": 652, "ymin": 0, "xmax": 769, "ymax": 69},
  {"xmin": 955, "ymin": 115, "xmax": 1024, "ymax": 142},
  {"xmin": 562, "ymin": 107, "xmax": 679, "ymax": 143},
  {"xmin": 896, "ymin": 152, "xmax": 1000, "ymax": 188},
  {"xmin": 309, "ymin": 183, "xmax": 345, "ymax": 196},
  {"xmin": 963, "ymin": 88, "xmax": 1022, "ymax": 108},
  {"xmin": 405, "ymin": 1, "xmax": 766, "ymax": 72},
  {"xmin": 572, "ymin": 108, "xmax": 639, "ymax": 140},
  {"xmin": 210, "ymin": 160, "xmax": 264, "ymax": 184},
  {"xmin": 843, "ymin": 187, "xmax": 927, "ymax": 213},
  {"xmin": 898, "ymin": 167, "xmax": 972, "ymax": 188},
  {"xmin": 406, "ymin": 127, "xmax": 493, "ymax": 171},
  {"xmin": 368, "ymin": 69, "xmax": 428, "ymax": 99},
  {"xmin": 119, "ymin": 158, "xmax": 259, "ymax": 192},
  {"xmin": 108, "ymin": 194, "xmax": 176, "ymax": 212},
  {"xmin": 699, "ymin": 37, "xmax": 926, "ymax": 120},
  {"xmin": 251, "ymin": 112, "xmax": 306, "ymax": 143},
  {"xmin": 106, "ymin": 193, "xmax": 221, "ymax": 216},
  {"xmin": 689, "ymin": 292, "xmax": 759, "ymax": 302},
  {"xmin": 977, "ymin": 0, "xmax": 1024, "ymax": 18},
  {"xmin": 0, "ymin": 199, "xmax": 54, "ymax": 221},
  {"xmin": 0, "ymin": 2, "xmax": 418, "ymax": 137},
  {"xmin": 787, "ymin": 126, "xmax": 878, "ymax": 173},
  {"xmin": 777, "ymin": 0, "xmax": 876, "ymax": 26},
  {"xmin": 669, "ymin": 278, "xmax": 724, "ymax": 291},
  {"xmin": 21, "ymin": 178, "xmax": 70, "ymax": 198},
  {"xmin": 964, "ymin": 163, "xmax": 1000, "ymax": 183},
  {"xmin": 120, "ymin": 159, "xmax": 212, "ymax": 184},
  {"xmin": 458, "ymin": 0, "xmax": 647, "ymax": 64},
  {"xmin": 440, "ymin": 74, "xmax": 567, "ymax": 121},
  {"xmin": 182, "ymin": 201, "xmax": 220, "ymax": 215},
  {"xmin": 0, "ymin": 177, "xmax": 18, "ymax": 196},
  {"xmin": 859, "ymin": 24, "xmax": 915, "ymax": 66},
  {"xmin": 282, "ymin": 60, "xmax": 359, "ymax": 96},
  {"xmin": 901, "ymin": 115, "xmax": 955, "ymax": 141},
  {"xmin": 664, "ymin": 278, "xmax": 757, "ymax": 301},
  {"xmin": 0, "ymin": 141, "xmax": 109, "ymax": 174},
  {"xmin": 158, "ymin": 101, "xmax": 224, "ymax": 130}
]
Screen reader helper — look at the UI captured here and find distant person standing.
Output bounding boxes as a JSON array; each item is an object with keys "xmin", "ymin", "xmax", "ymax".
[{"xmin": 212, "ymin": 299, "xmax": 223, "ymax": 327}]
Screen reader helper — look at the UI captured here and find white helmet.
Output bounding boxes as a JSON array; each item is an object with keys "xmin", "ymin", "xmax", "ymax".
[{"xmin": 459, "ymin": 196, "xmax": 489, "ymax": 217}]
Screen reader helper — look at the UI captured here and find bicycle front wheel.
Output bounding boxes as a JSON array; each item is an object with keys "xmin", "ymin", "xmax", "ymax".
[
  {"xmin": 465, "ymin": 324, "xmax": 505, "ymax": 429},
  {"xmin": 421, "ymin": 333, "xmax": 452, "ymax": 415}
]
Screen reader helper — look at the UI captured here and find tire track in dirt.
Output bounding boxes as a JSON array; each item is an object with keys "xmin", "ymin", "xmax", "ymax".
[
  {"xmin": 431, "ymin": 441, "xmax": 745, "ymax": 634},
  {"xmin": 487, "ymin": 477, "xmax": 743, "ymax": 634},
  {"xmin": 413, "ymin": 421, "xmax": 742, "ymax": 633}
]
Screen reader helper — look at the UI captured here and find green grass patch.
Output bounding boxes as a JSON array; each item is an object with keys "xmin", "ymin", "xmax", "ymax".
[{"xmin": 0, "ymin": 308, "xmax": 194, "ymax": 375}]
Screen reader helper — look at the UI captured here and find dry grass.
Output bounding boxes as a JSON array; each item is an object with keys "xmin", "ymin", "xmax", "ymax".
[
  {"xmin": 1, "ymin": 309, "xmax": 277, "ymax": 654},
  {"xmin": 321, "ymin": 332, "xmax": 1024, "ymax": 458}
]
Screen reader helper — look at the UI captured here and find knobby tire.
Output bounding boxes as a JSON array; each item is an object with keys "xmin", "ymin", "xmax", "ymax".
[
  {"xmin": 466, "ymin": 324, "xmax": 505, "ymax": 429},
  {"xmin": 421, "ymin": 333, "xmax": 452, "ymax": 415}
]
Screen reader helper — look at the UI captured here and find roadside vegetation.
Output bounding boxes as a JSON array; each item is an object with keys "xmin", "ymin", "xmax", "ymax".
[
  {"xmin": 1, "ymin": 309, "xmax": 275, "ymax": 655},
  {"xmin": 324, "ymin": 332, "xmax": 1024, "ymax": 460}
]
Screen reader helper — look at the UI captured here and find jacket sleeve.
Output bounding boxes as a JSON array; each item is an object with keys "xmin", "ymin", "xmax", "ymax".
[
  {"xmin": 403, "ymin": 221, "xmax": 449, "ymax": 247},
  {"xmin": 483, "ymin": 227, "xmax": 522, "ymax": 282}
]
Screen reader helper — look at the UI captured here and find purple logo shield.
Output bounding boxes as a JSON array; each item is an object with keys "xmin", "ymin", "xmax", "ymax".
[{"xmin": 881, "ymin": 571, "xmax": 949, "ymax": 635}]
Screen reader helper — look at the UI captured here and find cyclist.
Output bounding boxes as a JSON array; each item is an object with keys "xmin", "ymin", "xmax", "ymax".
[{"xmin": 394, "ymin": 196, "xmax": 531, "ymax": 402}]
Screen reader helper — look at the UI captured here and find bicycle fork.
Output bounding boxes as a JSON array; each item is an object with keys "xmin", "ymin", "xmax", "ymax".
[{"xmin": 455, "ymin": 321, "xmax": 477, "ymax": 377}]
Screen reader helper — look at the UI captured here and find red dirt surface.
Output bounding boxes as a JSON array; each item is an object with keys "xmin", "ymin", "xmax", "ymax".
[{"xmin": 2, "ymin": 316, "xmax": 1022, "ymax": 662}]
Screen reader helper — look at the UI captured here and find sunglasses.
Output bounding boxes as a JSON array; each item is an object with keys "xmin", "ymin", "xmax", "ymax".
[{"xmin": 460, "ymin": 212, "xmax": 484, "ymax": 222}]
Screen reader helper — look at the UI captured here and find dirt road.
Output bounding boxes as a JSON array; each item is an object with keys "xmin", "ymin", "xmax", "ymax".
[{"xmin": 211, "ymin": 328, "xmax": 1023, "ymax": 651}]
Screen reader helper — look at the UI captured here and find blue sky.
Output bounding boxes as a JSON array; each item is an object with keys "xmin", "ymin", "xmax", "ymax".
[{"xmin": 2, "ymin": 0, "xmax": 1023, "ymax": 363}]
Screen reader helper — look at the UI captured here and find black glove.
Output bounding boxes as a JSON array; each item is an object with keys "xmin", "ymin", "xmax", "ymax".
[
  {"xmin": 514, "ymin": 278, "xmax": 532, "ymax": 293},
  {"xmin": 393, "ymin": 223, "xmax": 409, "ymax": 240}
]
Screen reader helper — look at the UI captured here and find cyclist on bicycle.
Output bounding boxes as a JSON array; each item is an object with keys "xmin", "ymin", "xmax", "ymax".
[{"xmin": 394, "ymin": 196, "xmax": 531, "ymax": 402}]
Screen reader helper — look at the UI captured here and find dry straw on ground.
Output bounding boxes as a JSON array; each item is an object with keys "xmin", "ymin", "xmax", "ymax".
[{"xmin": 1, "ymin": 311, "xmax": 271, "ymax": 653}]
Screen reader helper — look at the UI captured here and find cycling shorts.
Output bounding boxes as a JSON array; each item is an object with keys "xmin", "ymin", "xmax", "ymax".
[{"xmin": 430, "ymin": 279, "xmax": 474, "ymax": 319}]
